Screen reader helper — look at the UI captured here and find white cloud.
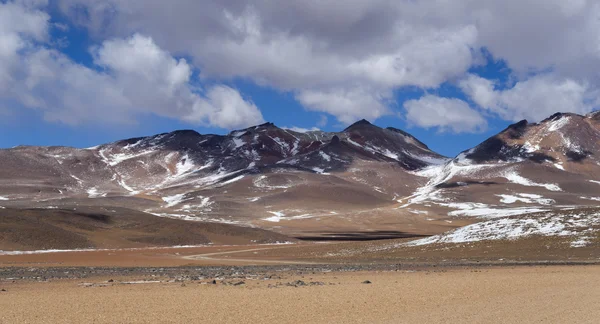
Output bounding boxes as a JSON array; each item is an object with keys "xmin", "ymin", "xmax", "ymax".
[
  {"xmin": 404, "ymin": 95, "xmax": 487, "ymax": 133},
  {"xmin": 460, "ymin": 74, "xmax": 593, "ymax": 122},
  {"xmin": 316, "ymin": 115, "xmax": 328, "ymax": 128},
  {"xmin": 283, "ymin": 126, "xmax": 320, "ymax": 133},
  {"xmin": 9, "ymin": 0, "xmax": 600, "ymax": 129},
  {"xmin": 296, "ymin": 87, "xmax": 392, "ymax": 124},
  {"xmin": 188, "ymin": 85, "xmax": 265, "ymax": 130},
  {"xmin": 0, "ymin": 1, "xmax": 264, "ymax": 130},
  {"xmin": 56, "ymin": 0, "xmax": 479, "ymax": 124}
]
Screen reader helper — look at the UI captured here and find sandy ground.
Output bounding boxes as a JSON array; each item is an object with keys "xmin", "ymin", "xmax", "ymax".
[
  {"xmin": 0, "ymin": 244, "xmax": 314, "ymax": 267},
  {"xmin": 1, "ymin": 266, "xmax": 599, "ymax": 324}
]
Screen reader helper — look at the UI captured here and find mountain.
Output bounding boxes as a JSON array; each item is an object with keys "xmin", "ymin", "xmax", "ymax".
[
  {"xmin": 2, "ymin": 112, "xmax": 600, "ymax": 250},
  {"xmin": 397, "ymin": 111, "xmax": 600, "ymax": 229},
  {"xmin": 459, "ymin": 112, "xmax": 600, "ymax": 167},
  {"xmin": 0, "ymin": 120, "xmax": 449, "ymax": 242}
]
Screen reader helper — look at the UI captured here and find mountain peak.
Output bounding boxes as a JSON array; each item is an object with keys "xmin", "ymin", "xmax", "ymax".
[
  {"xmin": 256, "ymin": 122, "xmax": 276, "ymax": 128},
  {"xmin": 168, "ymin": 129, "xmax": 201, "ymax": 137},
  {"xmin": 343, "ymin": 119, "xmax": 376, "ymax": 132}
]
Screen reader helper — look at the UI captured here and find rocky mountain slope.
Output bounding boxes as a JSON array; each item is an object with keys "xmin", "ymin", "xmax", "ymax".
[{"xmin": 1, "ymin": 112, "xmax": 600, "ymax": 250}]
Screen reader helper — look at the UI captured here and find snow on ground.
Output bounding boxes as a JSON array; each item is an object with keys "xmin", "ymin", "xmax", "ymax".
[
  {"xmin": 554, "ymin": 163, "xmax": 565, "ymax": 170},
  {"xmin": 230, "ymin": 130, "xmax": 246, "ymax": 138},
  {"xmin": 271, "ymin": 136, "xmax": 290, "ymax": 155},
  {"xmin": 145, "ymin": 210, "xmax": 248, "ymax": 225},
  {"xmin": 0, "ymin": 245, "xmax": 214, "ymax": 256},
  {"xmin": 179, "ymin": 196, "xmax": 213, "ymax": 212},
  {"xmin": 589, "ymin": 180, "xmax": 600, "ymax": 185},
  {"xmin": 264, "ymin": 211, "xmax": 285, "ymax": 222},
  {"xmin": 503, "ymin": 170, "xmax": 562, "ymax": 192},
  {"xmin": 0, "ymin": 196, "xmax": 8, "ymax": 201},
  {"xmin": 406, "ymin": 211, "xmax": 600, "ymax": 247},
  {"xmin": 263, "ymin": 210, "xmax": 335, "ymax": 222},
  {"xmin": 319, "ymin": 151, "xmax": 331, "ymax": 162},
  {"xmin": 399, "ymin": 159, "xmax": 495, "ymax": 207},
  {"xmin": 448, "ymin": 206, "xmax": 547, "ymax": 218},
  {"xmin": 559, "ymin": 133, "xmax": 583, "ymax": 154},
  {"xmin": 162, "ymin": 193, "xmax": 189, "ymax": 208},
  {"xmin": 70, "ymin": 175, "xmax": 84, "ymax": 187},
  {"xmin": 173, "ymin": 154, "xmax": 196, "ymax": 177},
  {"xmin": 99, "ymin": 147, "xmax": 157, "ymax": 167},
  {"xmin": 521, "ymin": 142, "xmax": 540, "ymax": 153},
  {"xmin": 190, "ymin": 169, "xmax": 245, "ymax": 189},
  {"xmin": 253, "ymin": 175, "xmax": 293, "ymax": 190},
  {"xmin": 219, "ymin": 175, "xmax": 245, "ymax": 186},
  {"xmin": 548, "ymin": 116, "xmax": 570, "ymax": 132},
  {"xmin": 115, "ymin": 176, "xmax": 139, "ymax": 195},
  {"xmin": 232, "ymin": 138, "xmax": 245, "ymax": 149},
  {"xmin": 87, "ymin": 188, "xmax": 107, "ymax": 198},
  {"xmin": 571, "ymin": 237, "xmax": 593, "ymax": 248},
  {"xmin": 312, "ymin": 167, "xmax": 330, "ymax": 175},
  {"xmin": 407, "ymin": 153, "xmax": 450, "ymax": 166},
  {"xmin": 580, "ymin": 196, "xmax": 600, "ymax": 202},
  {"xmin": 291, "ymin": 140, "xmax": 300, "ymax": 156},
  {"xmin": 497, "ymin": 193, "xmax": 554, "ymax": 205}
]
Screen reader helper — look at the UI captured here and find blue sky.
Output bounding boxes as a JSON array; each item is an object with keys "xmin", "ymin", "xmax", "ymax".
[{"xmin": 1, "ymin": 1, "xmax": 598, "ymax": 157}]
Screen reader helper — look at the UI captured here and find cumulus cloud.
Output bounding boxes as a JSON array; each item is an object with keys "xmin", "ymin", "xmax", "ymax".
[
  {"xmin": 460, "ymin": 74, "xmax": 593, "ymax": 122},
  {"xmin": 0, "ymin": 2, "xmax": 263, "ymax": 129},
  {"xmin": 296, "ymin": 87, "xmax": 392, "ymax": 125},
  {"xmin": 404, "ymin": 95, "xmax": 487, "ymax": 133},
  {"xmin": 56, "ymin": 0, "xmax": 480, "ymax": 125},
  {"xmin": 283, "ymin": 126, "xmax": 320, "ymax": 133},
  {"xmin": 6, "ymin": 0, "xmax": 600, "ymax": 131}
]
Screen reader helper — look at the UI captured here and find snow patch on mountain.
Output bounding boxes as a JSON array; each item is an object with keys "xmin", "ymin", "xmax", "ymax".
[
  {"xmin": 497, "ymin": 193, "xmax": 554, "ymax": 205},
  {"xmin": 400, "ymin": 160, "xmax": 494, "ymax": 207},
  {"xmin": 580, "ymin": 196, "xmax": 600, "ymax": 202},
  {"xmin": 232, "ymin": 137, "xmax": 245, "ymax": 149},
  {"xmin": 548, "ymin": 116, "xmax": 570, "ymax": 132},
  {"xmin": 162, "ymin": 193, "xmax": 189, "ymax": 208},
  {"xmin": 319, "ymin": 151, "xmax": 331, "ymax": 162},
  {"xmin": 254, "ymin": 175, "xmax": 294, "ymax": 190},
  {"xmin": 99, "ymin": 147, "xmax": 157, "ymax": 167},
  {"xmin": 219, "ymin": 175, "xmax": 245, "ymax": 186},
  {"xmin": 406, "ymin": 211, "xmax": 600, "ymax": 246},
  {"xmin": 180, "ymin": 196, "xmax": 213, "ymax": 212},
  {"xmin": 448, "ymin": 206, "xmax": 547, "ymax": 218},
  {"xmin": 263, "ymin": 210, "xmax": 334, "ymax": 222},
  {"xmin": 312, "ymin": 167, "xmax": 330, "ymax": 175},
  {"xmin": 504, "ymin": 171, "xmax": 562, "ymax": 191},
  {"xmin": 87, "ymin": 188, "xmax": 106, "ymax": 198},
  {"xmin": 264, "ymin": 211, "xmax": 285, "ymax": 222}
]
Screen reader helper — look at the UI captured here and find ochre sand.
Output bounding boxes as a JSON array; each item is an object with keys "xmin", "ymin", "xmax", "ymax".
[{"xmin": 1, "ymin": 266, "xmax": 599, "ymax": 324}]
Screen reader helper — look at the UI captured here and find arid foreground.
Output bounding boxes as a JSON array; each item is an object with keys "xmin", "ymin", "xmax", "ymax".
[{"xmin": 0, "ymin": 265, "xmax": 598, "ymax": 324}]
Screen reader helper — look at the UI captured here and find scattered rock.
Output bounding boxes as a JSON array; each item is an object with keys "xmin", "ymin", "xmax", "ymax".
[
  {"xmin": 1, "ymin": 289, "xmax": 6, "ymax": 292},
  {"xmin": 107, "ymin": 279, "xmax": 114, "ymax": 283},
  {"xmin": 210, "ymin": 280, "xmax": 217, "ymax": 285},
  {"xmin": 362, "ymin": 280, "xmax": 372, "ymax": 284},
  {"xmin": 288, "ymin": 280, "xmax": 307, "ymax": 287},
  {"xmin": 233, "ymin": 281, "xmax": 245, "ymax": 286}
]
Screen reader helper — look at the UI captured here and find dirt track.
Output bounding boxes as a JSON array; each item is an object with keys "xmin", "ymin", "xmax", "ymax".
[{"xmin": 1, "ymin": 266, "xmax": 599, "ymax": 324}]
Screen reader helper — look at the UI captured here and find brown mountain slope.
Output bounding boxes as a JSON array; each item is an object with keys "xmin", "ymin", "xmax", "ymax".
[{"xmin": 0, "ymin": 207, "xmax": 293, "ymax": 251}]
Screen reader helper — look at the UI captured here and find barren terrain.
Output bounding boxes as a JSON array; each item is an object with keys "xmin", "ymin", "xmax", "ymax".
[{"xmin": 1, "ymin": 266, "xmax": 599, "ymax": 324}]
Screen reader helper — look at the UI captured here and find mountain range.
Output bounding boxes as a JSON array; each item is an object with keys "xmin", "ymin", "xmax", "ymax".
[{"xmin": 1, "ymin": 111, "xmax": 600, "ymax": 250}]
